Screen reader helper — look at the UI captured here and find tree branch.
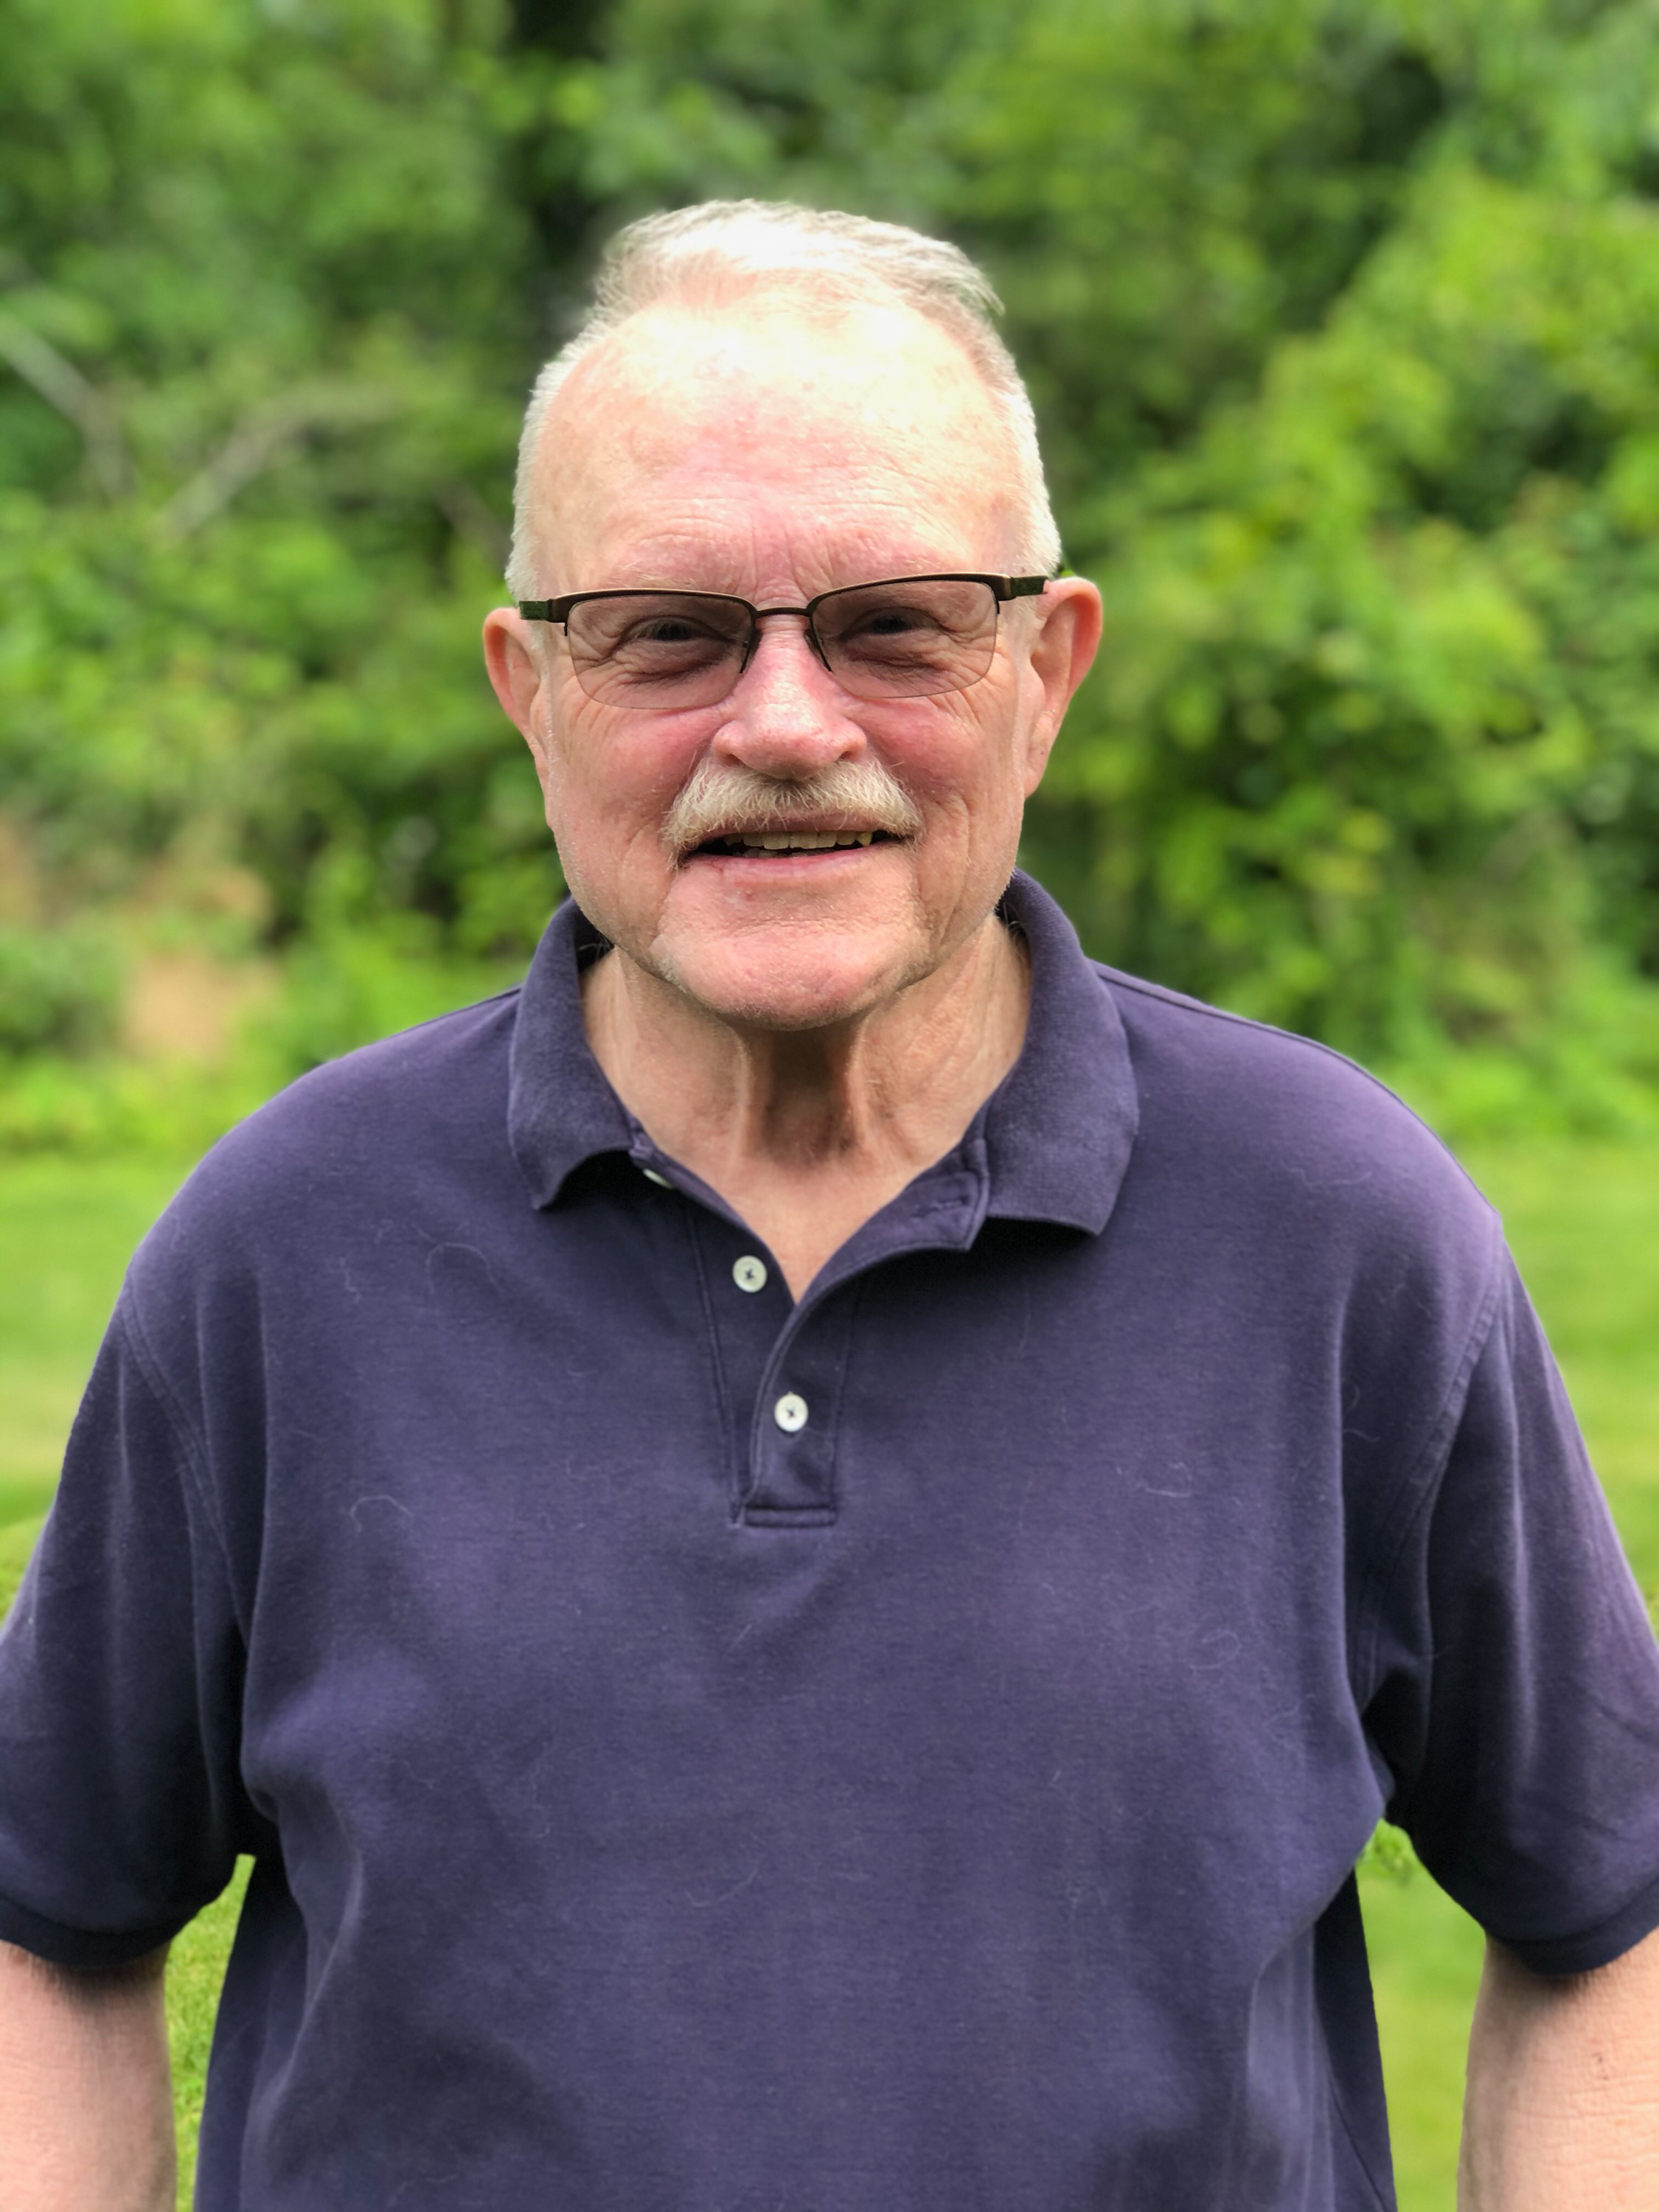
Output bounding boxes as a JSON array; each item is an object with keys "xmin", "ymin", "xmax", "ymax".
[
  {"xmin": 156, "ymin": 384, "xmax": 403, "ymax": 540},
  {"xmin": 0, "ymin": 311, "xmax": 131, "ymax": 499}
]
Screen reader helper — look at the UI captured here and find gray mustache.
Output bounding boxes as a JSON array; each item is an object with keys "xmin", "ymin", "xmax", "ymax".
[{"xmin": 662, "ymin": 759, "xmax": 923, "ymax": 856}]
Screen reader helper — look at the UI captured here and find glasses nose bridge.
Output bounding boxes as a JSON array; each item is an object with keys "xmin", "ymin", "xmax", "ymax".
[{"xmin": 746, "ymin": 600, "xmax": 832, "ymax": 675}]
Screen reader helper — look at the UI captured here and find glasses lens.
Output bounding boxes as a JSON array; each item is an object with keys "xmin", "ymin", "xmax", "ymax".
[
  {"xmin": 813, "ymin": 579, "xmax": 998, "ymax": 700},
  {"xmin": 565, "ymin": 593, "xmax": 753, "ymax": 709}
]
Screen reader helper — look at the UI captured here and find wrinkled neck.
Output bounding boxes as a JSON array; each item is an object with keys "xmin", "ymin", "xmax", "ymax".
[{"xmin": 580, "ymin": 917, "xmax": 1029, "ymax": 1288}]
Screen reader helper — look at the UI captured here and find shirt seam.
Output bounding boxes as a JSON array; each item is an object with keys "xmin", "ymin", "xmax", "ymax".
[
  {"xmin": 112, "ymin": 1292, "xmax": 246, "ymax": 1640},
  {"xmin": 1092, "ymin": 963, "xmax": 1487, "ymax": 1199},
  {"xmin": 1349, "ymin": 1205, "xmax": 1508, "ymax": 1735},
  {"xmin": 1493, "ymin": 1858, "xmax": 1659, "ymax": 1977},
  {"xmin": 679, "ymin": 1199, "xmax": 741, "ymax": 1517},
  {"xmin": 1321, "ymin": 2022, "xmax": 1396, "ymax": 2211},
  {"xmin": 0, "ymin": 1883, "xmax": 193, "ymax": 1954},
  {"xmin": 822, "ymin": 1276, "xmax": 865, "ymax": 1520}
]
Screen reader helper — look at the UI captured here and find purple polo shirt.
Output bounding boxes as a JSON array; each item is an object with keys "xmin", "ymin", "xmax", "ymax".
[{"xmin": 3, "ymin": 872, "xmax": 1658, "ymax": 2211}]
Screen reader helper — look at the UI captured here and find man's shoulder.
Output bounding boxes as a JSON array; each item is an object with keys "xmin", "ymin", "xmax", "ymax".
[
  {"xmin": 1090, "ymin": 959, "xmax": 1498, "ymax": 1264},
  {"xmin": 128, "ymin": 986, "xmax": 524, "ymax": 1293},
  {"xmin": 210, "ymin": 980, "xmax": 521, "ymax": 1177}
]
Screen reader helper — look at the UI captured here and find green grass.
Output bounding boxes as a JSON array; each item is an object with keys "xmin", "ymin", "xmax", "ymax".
[
  {"xmin": 1359, "ymin": 1857, "xmax": 1485, "ymax": 2208},
  {"xmin": 1461, "ymin": 1139, "xmax": 1659, "ymax": 1599},
  {"xmin": 1, "ymin": 1137, "xmax": 1655, "ymax": 2209},
  {"xmin": 0, "ymin": 1516, "xmax": 42, "ymax": 1616},
  {"xmin": 0, "ymin": 1155, "xmax": 196, "ymax": 1525},
  {"xmin": 167, "ymin": 1860, "xmax": 252, "ymax": 2209}
]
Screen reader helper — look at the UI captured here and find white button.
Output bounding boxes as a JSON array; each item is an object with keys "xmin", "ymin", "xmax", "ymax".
[
  {"xmin": 732, "ymin": 1255, "xmax": 768, "ymax": 1293},
  {"xmin": 773, "ymin": 1393, "xmax": 809, "ymax": 1433},
  {"xmin": 641, "ymin": 1168, "xmax": 671, "ymax": 1187}
]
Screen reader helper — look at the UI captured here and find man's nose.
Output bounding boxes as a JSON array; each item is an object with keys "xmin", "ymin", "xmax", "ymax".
[{"xmin": 712, "ymin": 616, "xmax": 865, "ymax": 776}]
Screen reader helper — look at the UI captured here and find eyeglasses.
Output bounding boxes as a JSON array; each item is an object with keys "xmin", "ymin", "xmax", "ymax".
[{"xmin": 516, "ymin": 573, "xmax": 1048, "ymax": 712}]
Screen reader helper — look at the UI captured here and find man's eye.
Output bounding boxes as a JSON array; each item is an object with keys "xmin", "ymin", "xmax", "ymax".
[
  {"xmin": 858, "ymin": 611, "xmax": 938, "ymax": 637},
  {"xmin": 605, "ymin": 619, "xmax": 737, "ymax": 665},
  {"xmin": 627, "ymin": 618, "xmax": 717, "ymax": 647},
  {"xmin": 832, "ymin": 604, "xmax": 961, "ymax": 661},
  {"xmin": 847, "ymin": 604, "xmax": 939, "ymax": 639}
]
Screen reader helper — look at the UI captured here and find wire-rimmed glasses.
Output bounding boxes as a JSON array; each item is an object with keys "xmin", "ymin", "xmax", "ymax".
[{"xmin": 516, "ymin": 573, "xmax": 1048, "ymax": 712}]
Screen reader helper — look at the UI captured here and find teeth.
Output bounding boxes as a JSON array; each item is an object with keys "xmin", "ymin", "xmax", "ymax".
[{"xmin": 724, "ymin": 830, "xmax": 882, "ymax": 853}]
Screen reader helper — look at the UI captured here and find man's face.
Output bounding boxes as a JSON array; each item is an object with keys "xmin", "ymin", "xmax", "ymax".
[{"xmin": 484, "ymin": 299, "xmax": 1100, "ymax": 1032}]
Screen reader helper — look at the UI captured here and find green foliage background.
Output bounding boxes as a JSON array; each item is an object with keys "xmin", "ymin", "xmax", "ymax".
[
  {"xmin": 4, "ymin": 0, "xmax": 1659, "ymax": 1132},
  {"xmin": 5, "ymin": 16, "xmax": 1659, "ymax": 2199}
]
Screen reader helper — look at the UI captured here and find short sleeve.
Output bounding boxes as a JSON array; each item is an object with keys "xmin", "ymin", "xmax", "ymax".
[
  {"xmin": 1366, "ymin": 1250, "xmax": 1659, "ymax": 1973},
  {"xmin": 0, "ymin": 1300, "xmax": 251, "ymax": 1966}
]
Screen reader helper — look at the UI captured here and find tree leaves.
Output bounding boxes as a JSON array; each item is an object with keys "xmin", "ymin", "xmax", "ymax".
[{"xmin": 3, "ymin": 0, "xmax": 1658, "ymax": 1121}]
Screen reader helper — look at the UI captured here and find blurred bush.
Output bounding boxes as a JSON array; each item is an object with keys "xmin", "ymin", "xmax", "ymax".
[
  {"xmin": 0, "ymin": 922, "xmax": 122, "ymax": 1057},
  {"xmin": 0, "ymin": 935, "xmax": 519, "ymax": 1152},
  {"xmin": 2, "ymin": 0, "xmax": 1658, "ymax": 1147},
  {"xmin": 251, "ymin": 921, "xmax": 520, "ymax": 1078}
]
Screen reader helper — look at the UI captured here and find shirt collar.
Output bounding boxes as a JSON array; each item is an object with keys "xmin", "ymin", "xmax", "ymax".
[
  {"xmin": 508, "ymin": 869, "xmax": 1138, "ymax": 1238},
  {"xmin": 507, "ymin": 900, "xmax": 636, "ymax": 1208},
  {"xmin": 979, "ymin": 870, "xmax": 1138, "ymax": 1234}
]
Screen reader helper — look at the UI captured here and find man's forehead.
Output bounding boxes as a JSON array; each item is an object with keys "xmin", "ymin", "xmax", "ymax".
[{"xmin": 527, "ymin": 299, "xmax": 1020, "ymax": 585}]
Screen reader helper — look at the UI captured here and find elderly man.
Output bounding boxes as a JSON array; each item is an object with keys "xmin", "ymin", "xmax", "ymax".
[{"xmin": 2, "ymin": 202, "xmax": 1658, "ymax": 2212}]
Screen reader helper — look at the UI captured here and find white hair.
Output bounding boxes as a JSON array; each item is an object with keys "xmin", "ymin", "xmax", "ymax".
[{"xmin": 505, "ymin": 200, "xmax": 1062, "ymax": 599}]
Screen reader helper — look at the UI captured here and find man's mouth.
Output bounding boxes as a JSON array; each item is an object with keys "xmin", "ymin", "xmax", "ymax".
[
  {"xmin": 663, "ymin": 760, "xmax": 923, "ymax": 860},
  {"xmin": 691, "ymin": 829, "xmax": 896, "ymax": 858}
]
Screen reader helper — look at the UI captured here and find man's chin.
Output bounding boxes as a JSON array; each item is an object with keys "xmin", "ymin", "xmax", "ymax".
[{"xmin": 654, "ymin": 939, "xmax": 922, "ymax": 1035}]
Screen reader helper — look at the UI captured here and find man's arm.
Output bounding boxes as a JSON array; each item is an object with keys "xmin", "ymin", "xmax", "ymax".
[
  {"xmin": 0, "ymin": 1936, "xmax": 174, "ymax": 2212},
  {"xmin": 1460, "ymin": 1922, "xmax": 1659, "ymax": 2209}
]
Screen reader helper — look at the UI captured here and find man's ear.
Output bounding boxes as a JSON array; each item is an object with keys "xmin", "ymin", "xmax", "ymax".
[
  {"xmin": 482, "ymin": 608, "xmax": 550, "ymax": 752},
  {"xmin": 1019, "ymin": 577, "xmax": 1102, "ymax": 796}
]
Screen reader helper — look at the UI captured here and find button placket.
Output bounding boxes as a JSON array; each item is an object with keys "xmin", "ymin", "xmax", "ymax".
[
  {"xmin": 742, "ymin": 1288, "xmax": 859, "ymax": 1526},
  {"xmin": 666, "ymin": 1161, "xmax": 984, "ymax": 1530},
  {"xmin": 679, "ymin": 1208, "xmax": 791, "ymax": 1511}
]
